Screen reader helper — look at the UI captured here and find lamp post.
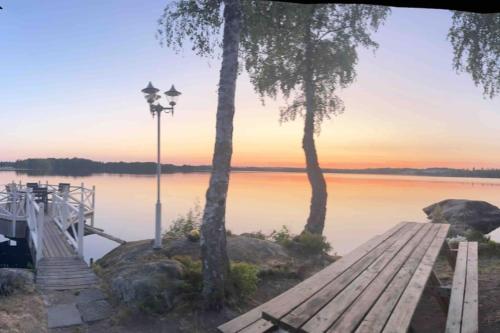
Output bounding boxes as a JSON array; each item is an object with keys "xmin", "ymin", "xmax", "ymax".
[{"xmin": 141, "ymin": 82, "xmax": 181, "ymax": 249}]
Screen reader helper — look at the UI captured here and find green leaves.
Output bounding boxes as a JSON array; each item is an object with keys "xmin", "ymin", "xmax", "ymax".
[
  {"xmin": 240, "ymin": 3, "xmax": 390, "ymax": 132},
  {"xmin": 448, "ymin": 12, "xmax": 500, "ymax": 99},
  {"xmin": 158, "ymin": 0, "xmax": 224, "ymax": 57}
]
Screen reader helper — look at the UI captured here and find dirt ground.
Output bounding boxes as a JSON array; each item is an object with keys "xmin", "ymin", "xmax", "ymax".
[
  {"xmin": 413, "ymin": 253, "xmax": 500, "ymax": 333},
  {"xmin": 83, "ymin": 252, "xmax": 500, "ymax": 333},
  {"xmin": 0, "ymin": 290, "xmax": 47, "ymax": 333},
  {"xmin": 5, "ymin": 252, "xmax": 500, "ymax": 332}
]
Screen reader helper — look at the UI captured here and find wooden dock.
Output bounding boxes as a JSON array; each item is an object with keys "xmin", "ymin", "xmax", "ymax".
[
  {"xmin": 36, "ymin": 216, "xmax": 98, "ymax": 290},
  {"xmin": 0, "ymin": 182, "xmax": 120, "ymax": 291}
]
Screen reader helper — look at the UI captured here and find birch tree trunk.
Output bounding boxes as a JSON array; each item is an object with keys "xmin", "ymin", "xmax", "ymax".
[
  {"xmin": 302, "ymin": 6, "xmax": 328, "ymax": 235},
  {"xmin": 200, "ymin": 0, "xmax": 242, "ymax": 311}
]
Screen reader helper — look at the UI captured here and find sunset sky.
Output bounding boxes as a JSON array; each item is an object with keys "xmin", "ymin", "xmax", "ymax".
[{"xmin": 1, "ymin": 1, "xmax": 499, "ymax": 169}]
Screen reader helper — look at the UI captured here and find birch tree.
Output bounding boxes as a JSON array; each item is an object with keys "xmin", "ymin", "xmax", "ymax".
[
  {"xmin": 158, "ymin": 0, "xmax": 242, "ymax": 310},
  {"xmin": 448, "ymin": 12, "xmax": 500, "ymax": 98},
  {"xmin": 240, "ymin": 2, "xmax": 390, "ymax": 234}
]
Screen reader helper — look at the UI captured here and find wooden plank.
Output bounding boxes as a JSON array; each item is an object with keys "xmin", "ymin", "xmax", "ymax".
[
  {"xmin": 38, "ymin": 272, "xmax": 96, "ymax": 279},
  {"xmin": 85, "ymin": 225, "xmax": 126, "ymax": 244},
  {"xmin": 300, "ymin": 223, "xmax": 426, "ymax": 332},
  {"xmin": 461, "ymin": 242, "xmax": 478, "ymax": 333},
  {"xmin": 237, "ymin": 319, "xmax": 275, "ymax": 333},
  {"xmin": 278, "ymin": 223, "xmax": 422, "ymax": 330},
  {"xmin": 38, "ymin": 283, "xmax": 96, "ymax": 290},
  {"xmin": 329, "ymin": 223, "xmax": 439, "ymax": 333},
  {"xmin": 217, "ymin": 222, "xmax": 410, "ymax": 333},
  {"xmin": 36, "ymin": 273, "xmax": 96, "ymax": 281},
  {"xmin": 382, "ymin": 223, "xmax": 450, "ymax": 333},
  {"xmin": 355, "ymin": 224, "xmax": 443, "ymax": 333},
  {"xmin": 445, "ymin": 242, "xmax": 468, "ymax": 333}
]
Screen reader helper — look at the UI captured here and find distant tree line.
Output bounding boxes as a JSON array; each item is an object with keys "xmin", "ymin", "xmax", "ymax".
[
  {"xmin": 3, "ymin": 158, "xmax": 211, "ymax": 176},
  {"xmin": 3, "ymin": 158, "xmax": 500, "ymax": 179}
]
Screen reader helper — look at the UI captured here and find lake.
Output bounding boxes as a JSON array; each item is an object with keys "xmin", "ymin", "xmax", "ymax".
[{"xmin": 2, "ymin": 170, "xmax": 500, "ymax": 262}]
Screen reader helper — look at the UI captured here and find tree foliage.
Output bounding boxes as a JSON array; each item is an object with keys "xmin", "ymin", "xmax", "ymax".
[
  {"xmin": 448, "ymin": 12, "xmax": 500, "ymax": 98},
  {"xmin": 157, "ymin": 0, "xmax": 224, "ymax": 57},
  {"xmin": 240, "ymin": 2, "xmax": 390, "ymax": 132}
]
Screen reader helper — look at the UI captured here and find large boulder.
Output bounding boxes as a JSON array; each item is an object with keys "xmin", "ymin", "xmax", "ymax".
[
  {"xmin": 95, "ymin": 242, "xmax": 184, "ymax": 311},
  {"xmin": 0, "ymin": 268, "xmax": 35, "ymax": 296},
  {"xmin": 423, "ymin": 199, "xmax": 500, "ymax": 235},
  {"xmin": 164, "ymin": 235, "xmax": 293, "ymax": 270},
  {"xmin": 95, "ymin": 235, "xmax": 325, "ymax": 312}
]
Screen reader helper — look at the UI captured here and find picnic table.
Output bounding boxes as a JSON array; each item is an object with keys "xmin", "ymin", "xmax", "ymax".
[{"xmin": 219, "ymin": 221, "xmax": 460, "ymax": 333}]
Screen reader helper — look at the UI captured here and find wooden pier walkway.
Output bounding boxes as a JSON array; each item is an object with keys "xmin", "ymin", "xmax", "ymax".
[
  {"xmin": 37, "ymin": 216, "xmax": 98, "ymax": 291},
  {"xmin": 0, "ymin": 182, "xmax": 123, "ymax": 291}
]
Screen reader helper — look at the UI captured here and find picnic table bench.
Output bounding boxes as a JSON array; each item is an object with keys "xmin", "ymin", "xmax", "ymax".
[
  {"xmin": 218, "ymin": 221, "xmax": 478, "ymax": 333},
  {"xmin": 445, "ymin": 241, "xmax": 478, "ymax": 333}
]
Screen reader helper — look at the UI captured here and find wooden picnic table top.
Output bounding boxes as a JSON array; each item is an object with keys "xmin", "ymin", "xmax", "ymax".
[{"xmin": 219, "ymin": 221, "xmax": 450, "ymax": 333}]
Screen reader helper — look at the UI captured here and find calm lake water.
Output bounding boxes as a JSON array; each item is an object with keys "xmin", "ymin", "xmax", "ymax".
[{"xmin": 2, "ymin": 170, "xmax": 500, "ymax": 262}]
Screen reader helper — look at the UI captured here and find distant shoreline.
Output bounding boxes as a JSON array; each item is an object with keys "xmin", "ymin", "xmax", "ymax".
[{"xmin": 2, "ymin": 158, "xmax": 500, "ymax": 179}]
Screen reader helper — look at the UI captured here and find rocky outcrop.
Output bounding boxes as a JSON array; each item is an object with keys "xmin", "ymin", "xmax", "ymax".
[
  {"xmin": 94, "ymin": 235, "xmax": 332, "ymax": 312},
  {"xmin": 423, "ymin": 199, "xmax": 500, "ymax": 235},
  {"xmin": 0, "ymin": 268, "xmax": 35, "ymax": 296}
]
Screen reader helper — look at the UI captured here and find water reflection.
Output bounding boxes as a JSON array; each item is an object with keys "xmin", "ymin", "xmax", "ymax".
[{"xmin": 2, "ymin": 171, "xmax": 500, "ymax": 262}]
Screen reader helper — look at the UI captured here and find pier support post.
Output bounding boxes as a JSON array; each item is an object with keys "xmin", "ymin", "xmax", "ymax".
[
  {"xmin": 91, "ymin": 185, "xmax": 95, "ymax": 227},
  {"xmin": 78, "ymin": 203, "xmax": 84, "ymax": 258},
  {"xmin": 11, "ymin": 188, "xmax": 17, "ymax": 237},
  {"xmin": 37, "ymin": 203, "xmax": 45, "ymax": 263}
]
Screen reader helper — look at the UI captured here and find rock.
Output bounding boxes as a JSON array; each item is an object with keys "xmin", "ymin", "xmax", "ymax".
[
  {"xmin": 0, "ymin": 268, "xmax": 34, "ymax": 296},
  {"xmin": 47, "ymin": 303, "xmax": 82, "ymax": 329},
  {"xmin": 423, "ymin": 199, "xmax": 500, "ymax": 235},
  {"xmin": 77, "ymin": 299, "xmax": 113, "ymax": 322},
  {"xmin": 163, "ymin": 235, "xmax": 294, "ymax": 271},
  {"xmin": 107, "ymin": 260, "xmax": 184, "ymax": 311},
  {"xmin": 95, "ymin": 235, "xmax": 303, "ymax": 312}
]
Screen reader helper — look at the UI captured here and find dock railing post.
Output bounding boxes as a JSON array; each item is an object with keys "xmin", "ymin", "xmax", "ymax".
[
  {"xmin": 91, "ymin": 185, "xmax": 95, "ymax": 227},
  {"xmin": 63, "ymin": 190, "xmax": 69, "ymax": 229},
  {"xmin": 37, "ymin": 203, "xmax": 44, "ymax": 263},
  {"xmin": 78, "ymin": 203, "xmax": 84, "ymax": 258},
  {"xmin": 11, "ymin": 188, "xmax": 17, "ymax": 237}
]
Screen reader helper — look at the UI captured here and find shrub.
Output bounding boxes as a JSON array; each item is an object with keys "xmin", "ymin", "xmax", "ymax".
[
  {"xmin": 269, "ymin": 226, "xmax": 331, "ymax": 255},
  {"xmin": 270, "ymin": 225, "xmax": 292, "ymax": 246},
  {"xmin": 242, "ymin": 231, "xmax": 267, "ymax": 240},
  {"xmin": 294, "ymin": 231, "xmax": 332, "ymax": 255},
  {"xmin": 465, "ymin": 229, "xmax": 490, "ymax": 242},
  {"xmin": 173, "ymin": 255, "xmax": 203, "ymax": 296},
  {"xmin": 164, "ymin": 202, "xmax": 202, "ymax": 239},
  {"xmin": 431, "ymin": 205, "xmax": 447, "ymax": 224},
  {"xmin": 229, "ymin": 262, "xmax": 259, "ymax": 299}
]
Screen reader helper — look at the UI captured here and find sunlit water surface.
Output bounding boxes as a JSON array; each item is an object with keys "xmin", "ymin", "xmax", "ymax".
[{"xmin": 2, "ymin": 171, "xmax": 500, "ymax": 262}]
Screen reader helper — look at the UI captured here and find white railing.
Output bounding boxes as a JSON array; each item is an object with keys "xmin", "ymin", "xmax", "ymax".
[
  {"xmin": 50, "ymin": 191, "xmax": 86, "ymax": 257},
  {"xmin": 25, "ymin": 190, "xmax": 44, "ymax": 263},
  {"xmin": 0, "ymin": 182, "xmax": 27, "ymax": 235},
  {"xmin": 1, "ymin": 182, "xmax": 95, "ymax": 260}
]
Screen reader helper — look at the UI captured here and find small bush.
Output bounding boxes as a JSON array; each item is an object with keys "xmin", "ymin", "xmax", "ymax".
[
  {"xmin": 164, "ymin": 202, "xmax": 202, "ymax": 239},
  {"xmin": 229, "ymin": 262, "xmax": 259, "ymax": 299},
  {"xmin": 242, "ymin": 231, "xmax": 267, "ymax": 240},
  {"xmin": 431, "ymin": 205, "xmax": 447, "ymax": 224},
  {"xmin": 269, "ymin": 226, "xmax": 331, "ymax": 255},
  {"xmin": 270, "ymin": 225, "xmax": 292, "ymax": 246},
  {"xmin": 294, "ymin": 231, "xmax": 332, "ymax": 255},
  {"xmin": 173, "ymin": 255, "xmax": 203, "ymax": 296},
  {"xmin": 465, "ymin": 229, "xmax": 490, "ymax": 242}
]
